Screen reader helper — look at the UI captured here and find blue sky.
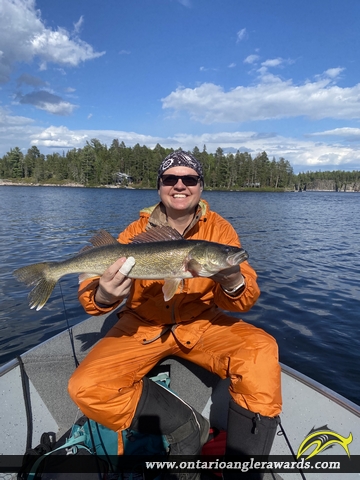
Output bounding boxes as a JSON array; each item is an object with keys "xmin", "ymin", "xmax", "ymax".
[{"xmin": 1, "ymin": 0, "xmax": 360, "ymax": 173}]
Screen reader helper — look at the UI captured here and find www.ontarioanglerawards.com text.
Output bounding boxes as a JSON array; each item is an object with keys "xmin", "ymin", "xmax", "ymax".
[{"xmin": 145, "ymin": 457, "xmax": 342, "ymax": 474}]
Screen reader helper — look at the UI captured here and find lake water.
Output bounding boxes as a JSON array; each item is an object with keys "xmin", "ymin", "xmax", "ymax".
[{"xmin": 1, "ymin": 186, "xmax": 359, "ymax": 406}]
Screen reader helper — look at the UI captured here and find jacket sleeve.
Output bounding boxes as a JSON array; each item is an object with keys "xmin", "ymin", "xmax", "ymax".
[
  {"xmin": 213, "ymin": 260, "xmax": 260, "ymax": 312},
  {"xmin": 210, "ymin": 217, "xmax": 260, "ymax": 312},
  {"xmin": 77, "ymin": 218, "xmax": 148, "ymax": 316},
  {"xmin": 78, "ymin": 277, "xmax": 123, "ymax": 316}
]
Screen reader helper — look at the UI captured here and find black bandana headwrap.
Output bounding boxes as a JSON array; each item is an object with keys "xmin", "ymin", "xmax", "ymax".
[{"xmin": 157, "ymin": 150, "xmax": 204, "ymax": 188}]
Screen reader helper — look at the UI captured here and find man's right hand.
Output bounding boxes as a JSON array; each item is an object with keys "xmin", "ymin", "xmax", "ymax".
[{"xmin": 95, "ymin": 256, "xmax": 135, "ymax": 306}]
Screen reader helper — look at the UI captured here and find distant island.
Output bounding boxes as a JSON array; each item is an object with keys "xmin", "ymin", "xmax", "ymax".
[{"xmin": 1, "ymin": 141, "xmax": 359, "ymax": 192}]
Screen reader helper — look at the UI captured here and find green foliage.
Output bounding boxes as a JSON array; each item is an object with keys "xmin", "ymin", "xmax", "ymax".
[{"xmin": 0, "ymin": 140, "xmax": 358, "ymax": 190}]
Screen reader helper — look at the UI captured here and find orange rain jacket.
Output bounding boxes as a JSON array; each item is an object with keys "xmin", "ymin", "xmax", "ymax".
[{"xmin": 78, "ymin": 199, "xmax": 261, "ymax": 347}]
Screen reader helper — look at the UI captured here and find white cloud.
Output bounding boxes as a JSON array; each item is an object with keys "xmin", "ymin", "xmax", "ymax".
[
  {"xmin": 36, "ymin": 100, "xmax": 77, "ymax": 116},
  {"xmin": 31, "ymin": 125, "xmax": 88, "ymax": 147},
  {"xmin": 0, "ymin": 0, "xmax": 105, "ymax": 83},
  {"xmin": 0, "ymin": 106, "xmax": 34, "ymax": 127},
  {"xmin": 228, "ymin": 63, "xmax": 236, "ymax": 68},
  {"xmin": 73, "ymin": 15, "xmax": 84, "ymax": 35},
  {"xmin": 0, "ymin": 106, "xmax": 43, "ymax": 156},
  {"xmin": 0, "ymin": 109, "xmax": 358, "ymax": 172},
  {"xmin": 199, "ymin": 66, "xmax": 217, "ymax": 72},
  {"xmin": 261, "ymin": 58, "xmax": 284, "ymax": 68},
  {"xmin": 309, "ymin": 127, "xmax": 360, "ymax": 140},
  {"xmin": 236, "ymin": 28, "xmax": 247, "ymax": 43},
  {"xmin": 30, "ymin": 125, "xmax": 163, "ymax": 149},
  {"xmin": 30, "ymin": 28, "xmax": 104, "ymax": 68},
  {"xmin": 161, "ymin": 69, "xmax": 360, "ymax": 123},
  {"xmin": 26, "ymin": 125, "xmax": 360, "ymax": 172},
  {"xmin": 177, "ymin": 0, "xmax": 191, "ymax": 6},
  {"xmin": 244, "ymin": 55, "xmax": 259, "ymax": 64},
  {"xmin": 319, "ymin": 67, "xmax": 344, "ymax": 79}
]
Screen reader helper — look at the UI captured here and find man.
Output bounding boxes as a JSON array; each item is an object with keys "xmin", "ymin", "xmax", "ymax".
[{"xmin": 68, "ymin": 150, "xmax": 282, "ymax": 479}]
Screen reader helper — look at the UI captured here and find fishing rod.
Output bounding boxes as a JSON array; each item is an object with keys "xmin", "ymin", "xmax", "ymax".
[{"xmin": 59, "ymin": 281, "xmax": 79, "ymax": 368}]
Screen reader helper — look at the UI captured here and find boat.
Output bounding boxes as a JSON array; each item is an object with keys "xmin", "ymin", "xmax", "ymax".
[{"xmin": 1, "ymin": 310, "xmax": 359, "ymax": 479}]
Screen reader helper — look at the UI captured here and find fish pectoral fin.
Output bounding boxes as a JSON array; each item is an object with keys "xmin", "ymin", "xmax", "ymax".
[
  {"xmin": 78, "ymin": 272, "xmax": 99, "ymax": 283},
  {"xmin": 186, "ymin": 259, "xmax": 210, "ymax": 277},
  {"xmin": 162, "ymin": 278, "xmax": 182, "ymax": 301},
  {"xmin": 186, "ymin": 259, "xmax": 202, "ymax": 277}
]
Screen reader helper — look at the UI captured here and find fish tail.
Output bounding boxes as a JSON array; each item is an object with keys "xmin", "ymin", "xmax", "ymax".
[{"xmin": 13, "ymin": 262, "xmax": 58, "ymax": 311}]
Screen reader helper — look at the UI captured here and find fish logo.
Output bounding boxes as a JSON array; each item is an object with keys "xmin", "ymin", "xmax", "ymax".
[{"xmin": 296, "ymin": 425, "xmax": 353, "ymax": 459}]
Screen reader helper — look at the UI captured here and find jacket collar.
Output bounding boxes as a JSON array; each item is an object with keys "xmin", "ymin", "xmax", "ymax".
[{"xmin": 140, "ymin": 199, "xmax": 209, "ymax": 237}]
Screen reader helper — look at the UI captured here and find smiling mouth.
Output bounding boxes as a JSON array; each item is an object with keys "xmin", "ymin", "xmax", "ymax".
[{"xmin": 173, "ymin": 194, "xmax": 187, "ymax": 198}]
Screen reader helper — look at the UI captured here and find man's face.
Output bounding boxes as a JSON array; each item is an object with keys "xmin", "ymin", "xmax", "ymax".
[{"xmin": 158, "ymin": 166, "xmax": 203, "ymax": 216}]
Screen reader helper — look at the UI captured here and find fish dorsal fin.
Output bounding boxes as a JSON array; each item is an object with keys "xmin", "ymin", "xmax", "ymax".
[
  {"xmin": 130, "ymin": 226, "xmax": 183, "ymax": 244},
  {"xmin": 78, "ymin": 245, "xmax": 94, "ymax": 254},
  {"xmin": 89, "ymin": 229, "xmax": 119, "ymax": 247}
]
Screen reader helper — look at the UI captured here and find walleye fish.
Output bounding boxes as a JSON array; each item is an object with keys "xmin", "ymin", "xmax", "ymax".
[{"xmin": 13, "ymin": 226, "xmax": 248, "ymax": 310}]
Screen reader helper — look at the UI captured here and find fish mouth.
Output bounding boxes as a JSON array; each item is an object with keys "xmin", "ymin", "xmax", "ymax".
[{"xmin": 228, "ymin": 249, "xmax": 249, "ymax": 265}]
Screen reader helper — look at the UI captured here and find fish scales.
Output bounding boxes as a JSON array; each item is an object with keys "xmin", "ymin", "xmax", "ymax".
[{"xmin": 55, "ymin": 240, "xmax": 198, "ymax": 279}]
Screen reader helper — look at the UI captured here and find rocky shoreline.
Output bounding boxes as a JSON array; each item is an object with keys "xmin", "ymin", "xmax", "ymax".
[
  {"xmin": 0, "ymin": 179, "xmax": 84, "ymax": 188},
  {"xmin": 0, "ymin": 180, "xmax": 135, "ymax": 188},
  {"xmin": 1, "ymin": 179, "xmax": 359, "ymax": 192},
  {"xmin": 300, "ymin": 179, "xmax": 360, "ymax": 192}
]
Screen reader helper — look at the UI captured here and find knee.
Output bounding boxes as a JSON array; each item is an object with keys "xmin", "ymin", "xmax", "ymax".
[
  {"xmin": 231, "ymin": 323, "xmax": 279, "ymax": 361},
  {"xmin": 68, "ymin": 368, "xmax": 83, "ymax": 405},
  {"xmin": 228, "ymin": 325, "xmax": 281, "ymax": 383},
  {"xmin": 252, "ymin": 330, "xmax": 280, "ymax": 373},
  {"xmin": 258, "ymin": 330, "xmax": 279, "ymax": 361},
  {"xmin": 67, "ymin": 364, "xmax": 94, "ymax": 409}
]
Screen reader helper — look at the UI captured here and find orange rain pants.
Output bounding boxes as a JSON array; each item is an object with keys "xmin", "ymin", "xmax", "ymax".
[{"xmin": 68, "ymin": 311, "xmax": 282, "ymax": 454}]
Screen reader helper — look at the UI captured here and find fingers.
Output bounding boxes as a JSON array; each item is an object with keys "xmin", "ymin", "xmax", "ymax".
[
  {"xmin": 118, "ymin": 256, "xmax": 136, "ymax": 276},
  {"xmin": 105, "ymin": 255, "xmax": 136, "ymax": 287},
  {"xmin": 96, "ymin": 256, "xmax": 135, "ymax": 306},
  {"xmin": 102, "ymin": 256, "xmax": 135, "ymax": 281},
  {"xmin": 211, "ymin": 265, "xmax": 240, "ymax": 280},
  {"xmin": 211, "ymin": 266, "xmax": 242, "ymax": 289},
  {"xmin": 104, "ymin": 257, "xmax": 128, "ymax": 278}
]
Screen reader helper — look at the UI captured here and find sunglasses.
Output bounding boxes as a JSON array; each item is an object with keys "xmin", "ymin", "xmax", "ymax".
[{"xmin": 160, "ymin": 174, "xmax": 201, "ymax": 187}]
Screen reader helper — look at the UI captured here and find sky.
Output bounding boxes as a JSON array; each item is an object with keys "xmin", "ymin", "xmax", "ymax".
[{"xmin": 1, "ymin": 0, "xmax": 360, "ymax": 173}]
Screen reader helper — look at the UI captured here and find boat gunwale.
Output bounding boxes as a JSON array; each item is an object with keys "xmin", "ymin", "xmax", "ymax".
[{"xmin": 280, "ymin": 362, "xmax": 360, "ymax": 417}]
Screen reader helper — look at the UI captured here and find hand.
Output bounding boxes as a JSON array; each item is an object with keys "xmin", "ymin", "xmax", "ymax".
[
  {"xmin": 210, "ymin": 265, "xmax": 244, "ymax": 291},
  {"xmin": 95, "ymin": 257, "xmax": 134, "ymax": 306}
]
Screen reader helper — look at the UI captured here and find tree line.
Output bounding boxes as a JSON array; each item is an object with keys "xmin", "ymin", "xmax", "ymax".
[{"xmin": 0, "ymin": 139, "xmax": 358, "ymax": 190}]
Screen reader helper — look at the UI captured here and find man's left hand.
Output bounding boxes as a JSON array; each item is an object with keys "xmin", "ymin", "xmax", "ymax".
[{"xmin": 211, "ymin": 266, "xmax": 244, "ymax": 291}]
